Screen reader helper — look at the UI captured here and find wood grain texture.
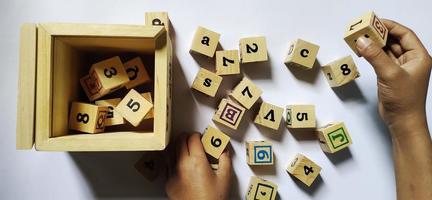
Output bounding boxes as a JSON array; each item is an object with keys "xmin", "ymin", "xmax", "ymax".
[
  {"xmin": 286, "ymin": 153, "xmax": 321, "ymax": 187},
  {"xmin": 191, "ymin": 67, "xmax": 222, "ymax": 97},
  {"xmin": 321, "ymin": 55, "xmax": 360, "ymax": 87},
  {"xmin": 190, "ymin": 26, "xmax": 220, "ymax": 57},
  {"xmin": 239, "ymin": 36, "xmax": 268, "ymax": 63}
]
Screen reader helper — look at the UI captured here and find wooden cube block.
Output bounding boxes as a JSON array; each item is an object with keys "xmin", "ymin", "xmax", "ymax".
[
  {"xmin": 68, "ymin": 102, "xmax": 109, "ymax": 134},
  {"xmin": 286, "ymin": 153, "xmax": 321, "ymax": 187},
  {"xmin": 141, "ymin": 92, "xmax": 154, "ymax": 119},
  {"xmin": 95, "ymin": 98, "xmax": 124, "ymax": 126},
  {"xmin": 210, "ymin": 163, "xmax": 219, "ymax": 171},
  {"xmin": 212, "ymin": 98, "xmax": 246, "ymax": 130},
  {"xmin": 246, "ymin": 176, "xmax": 278, "ymax": 200},
  {"xmin": 123, "ymin": 57, "xmax": 151, "ymax": 89},
  {"xmin": 216, "ymin": 50, "xmax": 240, "ymax": 75},
  {"xmin": 145, "ymin": 12, "xmax": 170, "ymax": 33},
  {"xmin": 317, "ymin": 122, "xmax": 352, "ymax": 153},
  {"xmin": 286, "ymin": 105, "xmax": 316, "ymax": 128},
  {"xmin": 254, "ymin": 102, "xmax": 284, "ymax": 130},
  {"xmin": 80, "ymin": 72, "xmax": 104, "ymax": 101},
  {"xmin": 190, "ymin": 26, "xmax": 220, "ymax": 57},
  {"xmin": 322, "ymin": 55, "xmax": 360, "ymax": 87},
  {"xmin": 344, "ymin": 11, "xmax": 388, "ymax": 56},
  {"xmin": 115, "ymin": 89, "xmax": 153, "ymax": 127},
  {"xmin": 135, "ymin": 152, "xmax": 164, "ymax": 181},
  {"xmin": 284, "ymin": 39, "xmax": 320, "ymax": 69},
  {"xmin": 229, "ymin": 77, "xmax": 262, "ymax": 109},
  {"xmin": 246, "ymin": 141, "xmax": 274, "ymax": 165},
  {"xmin": 239, "ymin": 36, "xmax": 268, "ymax": 63},
  {"xmin": 201, "ymin": 125, "xmax": 230, "ymax": 159},
  {"xmin": 191, "ymin": 68, "xmax": 223, "ymax": 97}
]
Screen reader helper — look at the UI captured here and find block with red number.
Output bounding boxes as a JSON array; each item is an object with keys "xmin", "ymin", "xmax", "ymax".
[
  {"xmin": 212, "ymin": 98, "xmax": 246, "ymax": 130},
  {"xmin": 344, "ymin": 11, "xmax": 388, "ymax": 56},
  {"xmin": 317, "ymin": 122, "xmax": 352, "ymax": 153},
  {"xmin": 254, "ymin": 102, "xmax": 284, "ymax": 130},
  {"xmin": 68, "ymin": 102, "xmax": 109, "ymax": 134},
  {"xmin": 201, "ymin": 126, "xmax": 230, "ymax": 159},
  {"xmin": 246, "ymin": 141, "xmax": 273, "ymax": 165},
  {"xmin": 321, "ymin": 55, "xmax": 360, "ymax": 87},
  {"xmin": 123, "ymin": 57, "xmax": 151, "ymax": 89},
  {"xmin": 229, "ymin": 77, "xmax": 262, "ymax": 109},
  {"xmin": 95, "ymin": 98, "xmax": 125, "ymax": 126},
  {"xmin": 115, "ymin": 89, "xmax": 153, "ymax": 127},
  {"xmin": 246, "ymin": 176, "xmax": 278, "ymax": 200},
  {"xmin": 285, "ymin": 104, "xmax": 316, "ymax": 128},
  {"xmin": 286, "ymin": 153, "xmax": 321, "ymax": 187}
]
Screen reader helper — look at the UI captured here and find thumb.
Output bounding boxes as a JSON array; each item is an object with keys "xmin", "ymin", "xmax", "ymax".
[{"xmin": 216, "ymin": 149, "xmax": 232, "ymax": 184}]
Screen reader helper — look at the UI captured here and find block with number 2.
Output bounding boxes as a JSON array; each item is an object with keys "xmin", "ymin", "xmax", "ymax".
[
  {"xmin": 201, "ymin": 126, "xmax": 230, "ymax": 159},
  {"xmin": 286, "ymin": 153, "xmax": 321, "ymax": 187},
  {"xmin": 230, "ymin": 77, "xmax": 262, "ymax": 109}
]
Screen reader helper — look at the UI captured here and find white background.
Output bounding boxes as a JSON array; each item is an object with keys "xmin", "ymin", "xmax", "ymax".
[{"xmin": 1, "ymin": 0, "xmax": 431, "ymax": 199}]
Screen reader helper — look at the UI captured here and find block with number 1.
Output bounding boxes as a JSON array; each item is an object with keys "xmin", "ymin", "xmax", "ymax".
[
  {"xmin": 201, "ymin": 126, "xmax": 230, "ymax": 159},
  {"xmin": 116, "ymin": 89, "xmax": 153, "ymax": 127},
  {"xmin": 317, "ymin": 122, "xmax": 352, "ymax": 153},
  {"xmin": 286, "ymin": 153, "xmax": 321, "ymax": 187}
]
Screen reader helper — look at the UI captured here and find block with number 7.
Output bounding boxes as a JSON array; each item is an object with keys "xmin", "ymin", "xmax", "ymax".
[
  {"xmin": 201, "ymin": 126, "xmax": 230, "ymax": 159},
  {"xmin": 286, "ymin": 153, "xmax": 321, "ymax": 187},
  {"xmin": 115, "ymin": 89, "xmax": 153, "ymax": 127},
  {"xmin": 317, "ymin": 122, "xmax": 352, "ymax": 153},
  {"xmin": 230, "ymin": 77, "xmax": 262, "ymax": 109},
  {"xmin": 246, "ymin": 141, "xmax": 273, "ymax": 165},
  {"xmin": 322, "ymin": 55, "xmax": 360, "ymax": 87}
]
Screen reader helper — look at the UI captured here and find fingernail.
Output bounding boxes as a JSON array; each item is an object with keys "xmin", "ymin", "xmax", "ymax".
[{"xmin": 356, "ymin": 36, "xmax": 372, "ymax": 50}]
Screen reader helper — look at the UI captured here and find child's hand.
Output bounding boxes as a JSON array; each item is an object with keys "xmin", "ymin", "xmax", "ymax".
[
  {"xmin": 355, "ymin": 19, "xmax": 432, "ymax": 137},
  {"xmin": 165, "ymin": 133, "xmax": 232, "ymax": 200}
]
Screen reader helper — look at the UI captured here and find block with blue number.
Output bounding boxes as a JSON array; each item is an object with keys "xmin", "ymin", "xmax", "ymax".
[
  {"xmin": 68, "ymin": 102, "xmax": 109, "ymax": 134},
  {"xmin": 284, "ymin": 39, "xmax": 320, "ymax": 69},
  {"xmin": 286, "ymin": 153, "xmax": 321, "ymax": 187},
  {"xmin": 201, "ymin": 126, "xmax": 230, "ymax": 159},
  {"xmin": 190, "ymin": 26, "xmax": 220, "ymax": 57},
  {"xmin": 115, "ymin": 89, "xmax": 153, "ymax": 127},
  {"xmin": 246, "ymin": 141, "xmax": 273, "ymax": 165},
  {"xmin": 123, "ymin": 57, "xmax": 151, "ymax": 89},
  {"xmin": 191, "ymin": 68, "xmax": 223, "ymax": 97},
  {"xmin": 239, "ymin": 36, "xmax": 268, "ymax": 63},
  {"xmin": 317, "ymin": 122, "xmax": 352, "ymax": 153},
  {"xmin": 246, "ymin": 176, "xmax": 278, "ymax": 200},
  {"xmin": 322, "ymin": 55, "xmax": 360, "ymax": 87},
  {"xmin": 285, "ymin": 105, "xmax": 316, "ymax": 128},
  {"xmin": 95, "ymin": 98, "xmax": 125, "ymax": 126},
  {"xmin": 230, "ymin": 77, "xmax": 262, "ymax": 109}
]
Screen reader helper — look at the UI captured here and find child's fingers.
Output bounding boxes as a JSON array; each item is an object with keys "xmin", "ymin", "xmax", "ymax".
[
  {"xmin": 382, "ymin": 19, "xmax": 425, "ymax": 52},
  {"xmin": 186, "ymin": 133, "xmax": 206, "ymax": 157},
  {"xmin": 176, "ymin": 133, "xmax": 190, "ymax": 159},
  {"xmin": 216, "ymin": 149, "xmax": 232, "ymax": 183}
]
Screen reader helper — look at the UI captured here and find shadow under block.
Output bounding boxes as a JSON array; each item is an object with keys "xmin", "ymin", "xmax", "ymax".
[
  {"xmin": 230, "ymin": 77, "xmax": 263, "ymax": 109},
  {"xmin": 239, "ymin": 36, "xmax": 268, "ymax": 63},
  {"xmin": 246, "ymin": 176, "xmax": 278, "ymax": 200},
  {"xmin": 317, "ymin": 122, "xmax": 352, "ymax": 153},
  {"xmin": 212, "ymin": 98, "xmax": 246, "ymax": 130},
  {"xmin": 95, "ymin": 98, "xmax": 125, "ymax": 126},
  {"xmin": 116, "ymin": 89, "xmax": 153, "ymax": 127},
  {"xmin": 201, "ymin": 126, "xmax": 230, "ymax": 159},
  {"xmin": 322, "ymin": 55, "xmax": 360, "ymax": 87},
  {"xmin": 135, "ymin": 152, "xmax": 164, "ymax": 181},
  {"xmin": 216, "ymin": 50, "xmax": 240, "ymax": 75},
  {"xmin": 246, "ymin": 141, "xmax": 274, "ymax": 165},
  {"xmin": 254, "ymin": 102, "xmax": 284, "ymax": 130},
  {"xmin": 284, "ymin": 39, "xmax": 320, "ymax": 69},
  {"xmin": 190, "ymin": 26, "xmax": 220, "ymax": 57},
  {"xmin": 287, "ymin": 153, "xmax": 321, "ymax": 187},
  {"xmin": 344, "ymin": 11, "xmax": 388, "ymax": 56},
  {"xmin": 68, "ymin": 102, "xmax": 109, "ymax": 134},
  {"xmin": 145, "ymin": 12, "xmax": 170, "ymax": 33},
  {"xmin": 191, "ymin": 68, "xmax": 223, "ymax": 97},
  {"xmin": 123, "ymin": 57, "xmax": 151, "ymax": 89},
  {"xmin": 286, "ymin": 105, "xmax": 316, "ymax": 128}
]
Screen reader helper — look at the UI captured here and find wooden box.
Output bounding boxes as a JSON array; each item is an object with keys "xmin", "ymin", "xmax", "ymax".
[{"xmin": 16, "ymin": 23, "xmax": 172, "ymax": 151}]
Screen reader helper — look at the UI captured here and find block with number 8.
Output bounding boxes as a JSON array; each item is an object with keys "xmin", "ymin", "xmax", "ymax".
[
  {"xmin": 317, "ymin": 122, "xmax": 352, "ymax": 153},
  {"xmin": 286, "ymin": 153, "xmax": 321, "ymax": 187},
  {"xmin": 123, "ymin": 57, "xmax": 151, "ymax": 89},
  {"xmin": 68, "ymin": 102, "xmax": 109, "ymax": 134},
  {"xmin": 95, "ymin": 98, "xmax": 124, "ymax": 126},
  {"xmin": 201, "ymin": 126, "xmax": 230, "ymax": 159},
  {"xmin": 230, "ymin": 77, "xmax": 263, "ymax": 109},
  {"xmin": 322, "ymin": 55, "xmax": 360, "ymax": 87},
  {"xmin": 286, "ymin": 105, "xmax": 316, "ymax": 128},
  {"xmin": 115, "ymin": 89, "xmax": 153, "ymax": 127},
  {"xmin": 246, "ymin": 141, "xmax": 273, "ymax": 165}
]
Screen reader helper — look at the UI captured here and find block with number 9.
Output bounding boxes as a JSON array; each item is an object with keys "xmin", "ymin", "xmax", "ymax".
[
  {"xmin": 115, "ymin": 89, "xmax": 153, "ymax": 127},
  {"xmin": 286, "ymin": 153, "xmax": 321, "ymax": 187},
  {"xmin": 322, "ymin": 55, "xmax": 360, "ymax": 87},
  {"xmin": 68, "ymin": 102, "xmax": 109, "ymax": 134},
  {"xmin": 246, "ymin": 141, "xmax": 273, "ymax": 165},
  {"xmin": 317, "ymin": 122, "xmax": 352, "ymax": 153},
  {"xmin": 201, "ymin": 126, "xmax": 230, "ymax": 159}
]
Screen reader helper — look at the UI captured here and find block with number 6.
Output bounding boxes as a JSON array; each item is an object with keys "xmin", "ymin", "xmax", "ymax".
[
  {"xmin": 230, "ymin": 77, "xmax": 262, "ymax": 109},
  {"xmin": 286, "ymin": 105, "xmax": 316, "ymax": 128},
  {"xmin": 317, "ymin": 122, "xmax": 352, "ymax": 153},
  {"xmin": 68, "ymin": 102, "xmax": 109, "ymax": 134},
  {"xmin": 123, "ymin": 57, "xmax": 151, "ymax": 89},
  {"xmin": 201, "ymin": 126, "xmax": 230, "ymax": 159},
  {"xmin": 286, "ymin": 153, "xmax": 321, "ymax": 187},
  {"xmin": 246, "ymin": 141, "xmax": 273, "ymax": 165},
  {"xmin": 322, "ymin": 55, "xmax": 360, "ymax": 87},
  {"xmin": 116, "ymin": 89, "xmax": 153, "ymax": 127}
]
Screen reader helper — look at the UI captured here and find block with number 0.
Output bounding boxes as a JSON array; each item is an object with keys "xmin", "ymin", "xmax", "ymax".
[
  {"xmin": 123, "ymin": 57, "xmax": 151, "ymax": 89},
  {"xmin": 201, "ymin": 126, "xmax": 230, "ymax": 159},
  {"xmin": 246, "ymin": 176, "xmax": 278, "ymax": 200},
  {"xmin": 95, "ymin": 98, "xmax": 125, "ymax": 126},
  {"xmin": 239, "ymin": 36, "xmax": 268, "ymax": 63},
  {"xmin": 322, "ymin": 55, "xmax": 360, "ymax": 87},
  {"xmin": 246, "ymin": 141, "xmax": 273, "ymax": 165},
  {"xmin": 216, "ymin": 50, "xmax": 240, "ymax": 75},
  {"xmin": 115, "ymin": 89, "xmax": 153, "ymax": 127},
  {"xmin": 68, "ymin": 102, "xmax": 109, "ymax": 134},
  {"xmin": 286, "ymin": 153, "xmax": 321, "ymax": 187},
  {"xmin": 286, "ymin": 105, "xmax": 316, "ymax": 128},
  {"xmin": 230, "ymin": 77, "xmax": 262, "ymax": 109},
  {"xmin": 317, "ymin": 122, "xmax": 352, "ymax": 153}
]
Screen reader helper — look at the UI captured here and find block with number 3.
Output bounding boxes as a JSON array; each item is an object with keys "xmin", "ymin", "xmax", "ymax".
[
  {"xmin": 322, "ymin": 55, "xmax": 360, "ymax": 87},
  {"xmin": 68, "ymin": 102, "xmax": 109, "ymax": 134},
  {"xmin": 286, "ymin": 153, "xmax": 321, "ymax": 187},
  {"xmin": 115, "ymin": 89, "xmax": 153, "ymax": 127},
  {"xmin": 123, "ymin": 57, "xmax": 151, "ymax": 89},
  {"xmin": 317, "ymin": 122, "xmax": 352, "ymax": 153},
  {"xmin": 246, "ymin": 141, "xmax": 273, "ymax": 165},
  {"xmin": 201, "ymin": 126, "xmax": 230, "ymax": 159},
  {"xmin": 230, "ymin": 77, "xmax": 262, "ymax": 109}
]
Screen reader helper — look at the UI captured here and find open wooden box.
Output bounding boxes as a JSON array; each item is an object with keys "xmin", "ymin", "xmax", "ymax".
[{"xmin": 16, "ymin": 23, "xmax": 172, "ymax": 151}]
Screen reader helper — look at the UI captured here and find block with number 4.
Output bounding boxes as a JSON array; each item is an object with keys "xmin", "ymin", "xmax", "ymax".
[
  {"xmin": 254, "ymin": 102, "xmax": 284, "ymax": 130},
  {"xmin": 212, "ymin": 98, "xmax": 246, "ymax": 130},
  {"xmin": 216, "ymin": 50, "xmax": 240, "ymax": 75},
  {"xmin": 95, "ymin": 98, "xmax": 124, "ymax": 126},
  {"xmin": 68, "ymin": 102, "xmax": 109, "ymax": 134},
  {"xmin": 115, "ymin": 89, "xmax": 153, "ymax": 127},
  {"xmin": 190, "ymin": 26, "xmax": 220, "ymax": 57},
  {"xmin": 230, "ymin": 77, "xmax": 262, "ymax": 109},
  {"xmin": 246, "ymin": 141, "xmax": 273, "ymax": 165},
  {"xmin": 240, "ymin": 36, "xmax": 268, "ymax": 63},
  {"xmin": 286, "ymin": 105, "xmax": 316, "ymax": 128},
  {"xmin": 317, "ymin": 122, "xmax": 352, "ymax": 153},
  {"xmin": 201, "ymin": 126, "xmax": 230, "ymax": 159},
  {"xmin": 344, "ymin": 11, "xmax": 388, "ymax": 56},
  {"xmin": 135, "ymin": 152, "xmax": 164, "ymax": 181},
  {"xmin": 145, "ymin": 12, "xmax": 170, "ymax": 33},
  {"xmin": 191, "ymin": 68, "xmax": 223, "ymax": 97},
  {"xmin": 287, "ymin": 153, "xmax": 321, "ymax": 187},
  {"xmin": 284, "ymin": 39, "xmax": 320, "ymax": 69},
  {"xmin": 322, "ymin": 55, "xmax": 360, "ymax": 87},
  {"xmin": 246, "ymin": 176, "xmax": 278, "ymax": 200},
  {"xmin": 123, "ymin": 57, "xmax": 151, "ymax": 89}
]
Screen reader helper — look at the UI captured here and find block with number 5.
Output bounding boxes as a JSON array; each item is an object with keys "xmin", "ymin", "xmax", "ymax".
[
  {"xmin": 286, "ymin": 153, "xmax": 321, "ymax": 187},
  {"xmin": 246, "ymin": 141, "xmax": 273, "ymax": 165},
  {"xmin": 201, "ymin": 126, "xmax": 230, "ymax": 159},
  {"xmin": 285, "ymin": 104, "xmax": 316, "ymax": 128},
  {"xmin": 317, "ymin": 122, "xmax": 352, "ymax": 153},
  {"xmin": 123, "ymin": 57, "xmax": 151, "ymax": 89},
  {"xmin": 116, "ymin": 89, "xmax": 153, "ymax": 127},
  {"xmin": 322, "ymin": 55, "xmax": 360, "ymax": 87},
  {"xmin": 68, "ymin": 102, "xmax": 109, "ymax": 134}
]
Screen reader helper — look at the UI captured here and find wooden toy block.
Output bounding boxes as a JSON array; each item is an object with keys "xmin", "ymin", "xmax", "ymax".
[
  {"xmin": 254, "ymin": 102, "xmax": 284, "ymax": 130},
  {"xmin": 115, "ymin": 89, "xmax": 153, "ymax": 127},
  {"xmin": 135, "ymin": 152, "xmax": 164, "ymax": 181},
  {"xmin": 286, "ymin": 153, "xmax": 321, "ymax": 187},
  {"xmin": 145, "ymin": 12, "xmax": 170, "ymax": 33},
  {"xmin": 141, "ymin": 92, "xmax": 154, "ymax": 119},
  {"xmin": 344, "ymin": 11, "xmax": 388, "ymax": 56},
  {"xmin": 216, "ymin": 50, "xmax": 240, "ymax": 75},
  {"xmin": 95, "ymin": 98, "xmax": 125, "ymax": 126},
  {"xmin": 190, "ymin": 26, "xmax": 220, "ymax": 57},
  {"xmin": 286, "ymin": 105, "xmax": 316, "ymax": 128},
  {"xmin": 246, "ymin": 141, "xmax": 274, "ymax": 165},
  {"xmin": 212, "ymin": 98, "xmax": 246, "ymax": 130},
  {"xmin": 210, "ymin": 163, "xmax": 219, "ymax": 170},
  {"xmin": 284, "ymin": 39, "xmax": 320, "ymax": 69},
  {"xmin": 123, "ymin": 57, "xmax": 151, "ymax": 89},
  {"xmin": 229, "ymin": 77, "xmax": 262, "ymax": 109},
  {"xmin": 201, "ymin": 125, "xmax": 230, "ymax": 159},
  {"xmin": 246, "ymin": 176, "xmax": 278, "ymax": 200},
  {"xmin": 317, "ymin": 122, "xmax": 352, "ymax": 153},
  {"xmin": 239, "ymin": 36, "xmax": 268, "ymax": 63},
  {"xmin": 191, "ymin": 68, "xmax": 223, "ymax": 97},
  {"xmin": 322, "ymin": 55, "xmax": 360, "ymax": 87},
  {"xmin": 68, "ymin": 102, "xmax": 109, "ymax": 134}
]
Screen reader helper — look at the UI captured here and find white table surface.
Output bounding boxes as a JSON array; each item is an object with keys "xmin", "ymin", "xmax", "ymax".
[{"xmin": 1, "ymin": 0, "xmax": 431, "ymax": 199}]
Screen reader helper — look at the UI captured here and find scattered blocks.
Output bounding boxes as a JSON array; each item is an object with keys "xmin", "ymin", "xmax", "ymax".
[
  {"xmin": 254, "ymin": 102, "xmax": 284, "ymax": 130},
  {"xmin": 191, "ymin": 68, "xmax": 223, "ymax": 97},
  {"xmin": 115, "ymin": 89, "xmax": 153, "ymax": 127},
  {"xmin": 239, "ymin": 36, "xmax": 268, "ymax": 63},
  {"xmin": 145, "ymin": 12, "xmax": 170, "ymax": 33},
  {"xmin": 284, "ymin": 39, "xmax": 320, "ymax": 69},
  {"xmin": 135, "ymin": 152, "xmax": 164, "ymax": 181},
  {"xmin": 246, "ymin": 176, "xmax": 278, "ymax": 200},
  {"xmin": 230, "ymin": 77, "xmax": 262, "ymax": 109},
  {"xmin": 216, "ymin": 50, "xmax": 240, "ymax": 75},
  {"xmin": 212, "ymin": 98, "xmax": 246, "ymax": 130},
  {"xmin": 317, "ymin": 122, "xmax": 352, "ymax": 153},
  {"xmin": 68, "ymin": 102, "xmax": 109, "ymax": 134},
  {"xmin": 95, "ymin": 98, "xmax": 125, "ymax": 126},
  {"xmin": 141, "ymin": 92, "xmax": 154, "ymax": 119},
  {"xmin": 246, "ymin": 141, "xmax": 274, "ymax": 165},
  {"xmin": 123, "ymin": 57, "xmax": 151, "ymax": 89},
  {"xmin": 201, "ymin": 125, "xmax": 230, "ymax": 159},
  {"xmin": 190, "ymin": 26, "xmax": 220, "ymax": 57},
  {"xmin": 286, "ymin": 105, "xmax": 316, "ymax": 128},
  {"xmin": 322, "ymin": 55, "xmax": 360, "ymax": 87},
  {"xmin": 286, "ymin": 153, "xmax": 321, "ymax": 187},
  {"xmin": 344, "ymin": 11, "xmax": 388, "ymax": 56}
]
